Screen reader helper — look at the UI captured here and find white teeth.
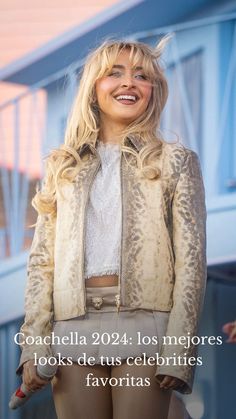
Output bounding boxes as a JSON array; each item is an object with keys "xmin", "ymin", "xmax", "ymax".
[{"xmin": 115, "ymin": 95, "xmax": 137, "ymax": 102}]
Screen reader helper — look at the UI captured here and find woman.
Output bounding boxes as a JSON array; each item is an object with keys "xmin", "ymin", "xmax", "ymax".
[{"xmin": 17, "ymin": 35, "xmax": 207, "ymax": 419}]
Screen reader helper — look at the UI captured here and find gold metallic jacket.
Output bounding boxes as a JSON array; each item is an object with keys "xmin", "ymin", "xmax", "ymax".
[{"xmin": 18, "ymin": 137, "xmax": 207, "ymax": 393}]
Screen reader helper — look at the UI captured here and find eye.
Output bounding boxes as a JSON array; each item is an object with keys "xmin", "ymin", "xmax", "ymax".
[
  {"xmin": 108, "ymin": 71, "xmax": 122, "ymax": 77},
  {"xmin": 135, "ymin": 73, "xmax": 148, "ymax": 80}
]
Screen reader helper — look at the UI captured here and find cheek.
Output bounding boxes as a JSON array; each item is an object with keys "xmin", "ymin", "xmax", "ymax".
[
  {"xmin": 137, "ymin": 87, "xmax": 152, "ymax": 113},
  {"xmin": 143, "ymin": 86, "xmax": 152, "ymax": 104},
  {"xmin": 95, "ymin": 79, "xmax": 115, "ymax": 101}
]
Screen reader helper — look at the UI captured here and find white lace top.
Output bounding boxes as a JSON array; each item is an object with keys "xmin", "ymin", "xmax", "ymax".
[{"xmin": 84, "ymin": 141, "xmax": 122, "ymax": 279}]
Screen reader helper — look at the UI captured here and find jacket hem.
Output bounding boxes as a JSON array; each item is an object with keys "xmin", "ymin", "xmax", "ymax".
[{"xmin": 53, "ymin": 299, "xmax": 173, "ymax": 321}]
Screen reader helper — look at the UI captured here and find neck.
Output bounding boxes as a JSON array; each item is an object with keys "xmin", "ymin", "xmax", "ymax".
[{"xmin": 99, "ymin": 120, "xmax": 127, "ymax": 144}]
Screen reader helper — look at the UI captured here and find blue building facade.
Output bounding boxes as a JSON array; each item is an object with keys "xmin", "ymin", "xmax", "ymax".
[{"xmin": 0, "ymin": 1, "xmax": 236, "ymax": 418}]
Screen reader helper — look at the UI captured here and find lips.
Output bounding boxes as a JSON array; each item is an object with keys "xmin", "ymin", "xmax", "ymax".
[{"xmin": 114, "ymin": 93, "xmax": 139, "ymax": 105}]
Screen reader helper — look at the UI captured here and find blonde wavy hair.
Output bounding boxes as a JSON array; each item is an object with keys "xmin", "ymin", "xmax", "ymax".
[{"xmin": 33, "ymin": 34, "xmax": 174, "ymax": 217}]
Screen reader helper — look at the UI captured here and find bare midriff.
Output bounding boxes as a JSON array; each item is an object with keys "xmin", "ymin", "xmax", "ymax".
[{"xmin": 86, "ymin": 274, "xmax": 119, "ymax": 287}]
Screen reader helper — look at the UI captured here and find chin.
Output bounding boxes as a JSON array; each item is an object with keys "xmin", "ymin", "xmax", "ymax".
[
  {"xmin": 117, "ymin": 118, "xmax": 137, "ymax": 126},
  {"xmin": 115, "ymin": 113, "xmax": 140, "ymax": 123}
]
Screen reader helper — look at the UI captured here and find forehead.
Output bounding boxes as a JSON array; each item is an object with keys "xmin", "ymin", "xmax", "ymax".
[
  {"xmin": 115, "ymin": 49, "xmax": 141, "ymax": 62},
  {"xmin": 108, "ymin": 47, "xmax": 146, "ymax": 68}
]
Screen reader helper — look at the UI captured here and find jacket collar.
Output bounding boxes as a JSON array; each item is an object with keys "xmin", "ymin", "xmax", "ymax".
[{"xmin": 77, "ymin": 136, "xmax": 146, "ymax": 157}]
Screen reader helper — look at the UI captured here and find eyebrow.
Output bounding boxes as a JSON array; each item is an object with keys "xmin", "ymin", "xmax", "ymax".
[{"xmin": 112, "ymin": 64, "xmax": 144, "ymax": 71}]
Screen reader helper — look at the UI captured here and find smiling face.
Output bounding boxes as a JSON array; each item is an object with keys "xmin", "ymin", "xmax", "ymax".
[{"xmin": 95, "ymin": 48, "xmax": 153, "ymax": 130}]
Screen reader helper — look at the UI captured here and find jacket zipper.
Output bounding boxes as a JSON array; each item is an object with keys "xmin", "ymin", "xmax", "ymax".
[
  {"xmin": 118, "ymin": 151, "xmax": 124, "ymax": 311},
  {"xmin": 82, "ymin": 150, "xmax": 101, "ymax": 313}
]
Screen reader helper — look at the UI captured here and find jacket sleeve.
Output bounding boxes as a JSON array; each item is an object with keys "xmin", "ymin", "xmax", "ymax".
[
  {"xmin": 16, "ymin": 212, "xmax": 56, "ymax": 375},
  {"xmin": 155, "ymin": 148, "xmax": 207, "ymax": 393}
]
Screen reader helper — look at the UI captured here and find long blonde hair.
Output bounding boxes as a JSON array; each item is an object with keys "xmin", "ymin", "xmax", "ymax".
[{"xmin": 33, "ymin": 34, "xmax": 173, "ymax": 217}]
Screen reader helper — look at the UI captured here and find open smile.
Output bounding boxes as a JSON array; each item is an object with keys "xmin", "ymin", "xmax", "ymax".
[{"xmin": 113, "ymin": 94, "xmax": 139, "ymax": 105}]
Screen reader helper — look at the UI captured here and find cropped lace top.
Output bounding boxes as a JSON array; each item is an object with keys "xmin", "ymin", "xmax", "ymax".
[{"xmin": 84, "ymin": 141, "xmax": 122, "ymax": 280}]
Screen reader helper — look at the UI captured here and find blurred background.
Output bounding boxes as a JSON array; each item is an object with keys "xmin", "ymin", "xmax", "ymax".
[{"xmin": 0, "ymin": 1, "xmax": 236, "ymax": 418}]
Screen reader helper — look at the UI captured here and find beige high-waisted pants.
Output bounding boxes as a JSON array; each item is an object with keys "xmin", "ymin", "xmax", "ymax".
[
  {"xmin": 51, "ymin": 286, "xmax": 172, "ymax": 419},
  {"xmin": 51, "ymin": 362, "xmax": 172, "ymax": 419}
]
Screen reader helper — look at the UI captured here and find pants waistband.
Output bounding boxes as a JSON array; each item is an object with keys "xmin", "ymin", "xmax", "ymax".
[{"xmin": 86, "ymin": 286, "xmax": 136, "ymax": 313}]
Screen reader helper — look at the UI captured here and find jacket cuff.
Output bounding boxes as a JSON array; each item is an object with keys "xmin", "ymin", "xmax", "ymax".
[
  {"xmin": 16, "ymin": 345, "xmax": 53, "ymax": 376},
  {"xmin": 154, "ymin": 342, "xmax": 197, "ymax": 394},
  {"xmin": 154, "ymin": 365, "xmax": 193, "ymax": 394}
]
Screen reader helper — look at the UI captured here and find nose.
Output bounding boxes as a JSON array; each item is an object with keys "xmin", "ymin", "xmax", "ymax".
[{"xmin": 121, "ymin": 73, "xmax": 135, "ymax": 88}]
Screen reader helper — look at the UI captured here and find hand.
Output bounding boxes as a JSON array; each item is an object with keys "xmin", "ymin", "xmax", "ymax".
[
  {"xmin": 158, "ymin": 375, "xmax": 186, "ymax": 391},
  {"xmin": 22, "ymin": 360, "xmax": 48, "ymax": 392},
  {"xmin": 222, "ymin": 321, "xmax": 236, "ymax": 343}
]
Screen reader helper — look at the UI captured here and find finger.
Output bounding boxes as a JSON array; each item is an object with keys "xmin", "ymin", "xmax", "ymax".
[
  {"xmin": 22, "ymin": 365, "xmax": 34, "ymax": 391},
  {"xmin": 26, "ymin": 367, "xmax": 38, "ymax": 389},
  {"xmin": 23, "ymin": 368, "xmax": 31, "ymax": 389},
  {"xmin": 160, "ymin": 376, "xmax": 184, "ymax": 391},
  {"xmin": 25, "ymin": 381, "xmax": 46, "ymax": 392},
  {"xmin": 159, "ymin": 376, "xmax": 173, "ymax": 389},
  {"xmin": 27, "ymin": 364, "xmax": 48, "ymax": 385},
  {"xmin": 24, "ymin": 367, "xmax": 47, "ymax": 391},
  {"xmin": 164, "ymin": 378, "xmax": 176, "ymax": 389},
  {"xmin": 28, "ymin": 376, "xmax": 47, "ymax": 390},
  {"xmin": 159, "ymin": 376, "xmax": 171, "ymax": 386},
  {"xmin": 33, "ymin": 373, "xmax": 49, "ymax": 386},
  {"xmin": 169, "ymin": 378, "xmax": 177, "ymax": 387}
]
